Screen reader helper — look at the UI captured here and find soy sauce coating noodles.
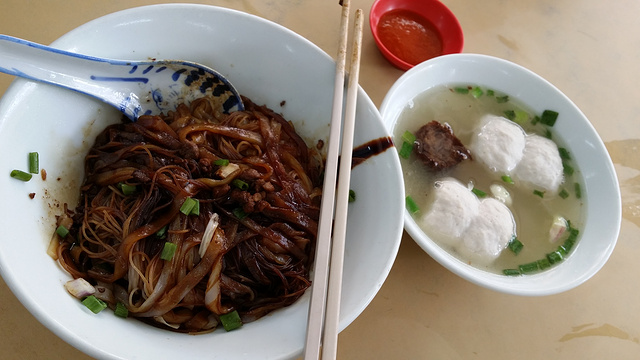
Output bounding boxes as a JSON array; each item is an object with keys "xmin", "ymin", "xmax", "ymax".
[{"xmin": 54, "ymin": 96, "xmax": 324, "ymax": 333}]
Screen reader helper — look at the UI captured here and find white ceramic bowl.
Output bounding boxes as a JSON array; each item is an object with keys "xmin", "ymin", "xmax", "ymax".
[
  {"xmin": 0, "ymin": 4, "xmax": 404, "ymax": 359},
  {"xmin": 380, "ymin": 53, "xmax": 621, "ymax": 296}
]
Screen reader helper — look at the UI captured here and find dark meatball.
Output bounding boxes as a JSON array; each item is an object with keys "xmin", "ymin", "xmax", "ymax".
[{"xmin": 414, "ymin": 121, "xmax": 471, "ymax": 171}]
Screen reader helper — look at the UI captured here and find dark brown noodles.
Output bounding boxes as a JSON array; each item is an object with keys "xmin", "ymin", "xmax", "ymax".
[{"xmin": 54, "ymin": 96, "xmax": 323, "ymax": 333}]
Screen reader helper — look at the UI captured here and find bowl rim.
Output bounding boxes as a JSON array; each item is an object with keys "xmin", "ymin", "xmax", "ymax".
[
  {"xmin": 380, "ymin": 53, "xmax": 622, "ymax": 296},
  {"xmin": 369, "ymin": 0, "xmax": 464, "ymax": 71}
]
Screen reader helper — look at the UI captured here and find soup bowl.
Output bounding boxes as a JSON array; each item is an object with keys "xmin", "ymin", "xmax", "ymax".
[
  {"xmin": 380, "ymin": 53, "xmax": 621, "ymax": 296},
  {"xmin": 0, "ymin": 4, "xmax": 404, "ymax": 359}
]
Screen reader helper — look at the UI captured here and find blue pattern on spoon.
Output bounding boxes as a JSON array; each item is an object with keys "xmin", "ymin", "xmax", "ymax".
[{"xmin": 0, "ymin": 35, "xmax": 244, "ymax": 120}]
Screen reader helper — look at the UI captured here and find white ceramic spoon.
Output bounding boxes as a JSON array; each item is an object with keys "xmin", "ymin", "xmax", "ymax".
[{"xmin": 0, "ymin": 34, "xmax": 244, "ymax": 120}]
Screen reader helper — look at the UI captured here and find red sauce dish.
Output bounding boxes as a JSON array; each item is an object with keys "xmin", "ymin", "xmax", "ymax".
[{"xmin": 370, "ymin": 0, "xmax": 464, "ymax": 71}]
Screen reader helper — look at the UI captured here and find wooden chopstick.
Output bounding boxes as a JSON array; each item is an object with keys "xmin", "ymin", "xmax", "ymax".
[
  {"xmin": 303, "ymin": 0, "xmax": 351, "ymax": 358},
  {"xmin": 320, "ymin": 7, "xmax": 364, "ymax": 360},
  {"xmin": 303, "ymin": 1, "xmax": 364, "ymax": 359}
]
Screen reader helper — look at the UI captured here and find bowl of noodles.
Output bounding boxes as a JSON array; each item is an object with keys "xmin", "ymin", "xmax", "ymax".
[{"xmin": 0, "ymin": 4, "xmax": 404, "ymax": 359}]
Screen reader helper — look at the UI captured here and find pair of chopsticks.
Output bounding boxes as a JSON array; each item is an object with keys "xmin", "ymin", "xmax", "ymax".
[{"xmin": 304, "ymin": 1, "xmax": 364, "ymax": 359}]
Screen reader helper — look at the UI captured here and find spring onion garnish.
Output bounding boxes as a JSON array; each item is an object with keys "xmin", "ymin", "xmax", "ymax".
[
  {"xmin": 496, "ymin": 95, "xmax": 509, "ymax": 103},
  {"xmin": 160, "ymin": 242, "xmax": 177, "ymax": 261},
  {"xmin": 486, "ymin": 89, "xmax": 495, "ymax": 97},
  {"xmin": 82, "ymin": 295, "xmax": 108, "ymax": 314},
  {"xmin": 544, "ymin": 129, "xmax": 553, "ymax": 139},
  {"xmin": 503, "ymin": 268, "xmax": 521, "ymax": 276},
  {"xmin": 471, "ymin": 86, "xmax": 484, "ymax": 98},
  {"xmin": 219, "ymin": 310, "xmax": 243, "ymax": 331},
  {"xmin": 559, "ymin": 188, "xmax": 570, "ymax": 199},
  {"xmin": 507, "ymin": 236, "xmax": 523, "ymax": 255},
  {"xmin": 28, "ymin": 152, "xmax": 39, "ymax": 174},
  {"xmin": 533, "ymin": 189, "xmax": 545, "ymax": 198},
  {"xmin": 454, "ymin": 86, "xmax": 469, "ymax": 94},
  {"xmin": 531, "ymin": 115, "xmax": 540, "ymax": 125},
  {"xmin": 574, "ymin": 182, "xmax": 582, "ymax": 199},
  {"xmin": 537, "ymin": 258, "xmax": 551, "ymax": 270},
  {"xmin": 471, "ymin": 188, "xmax": 487, "ymax": 198},
  {"xmin": 399, "ymin": 141, "xmax": 413, "ymax": 159},
  {"xmin": 232, "ymin": 207, "xmax": 248, "ymax": 219},
  {"xmin": 213, "ymin": 158, "xmax": 230, "ymax": 166},
  {"xmin": 117, "ymin": 182, "xmax": 137, "ymax": 195},
  {"xmin": 558, "ymin": 147, "xmax": 571, "ymax": 160},
  {"xmin": 540, "ymin": 110, "xmax": 559, "ymax": 126},
  {"xmin": 10, "ymin": 169, "xmax": 32, "ymax": 181},
  {"xmin": 232, "ymin": 179, "xmax": 249, "ymax": 191},
  {"xmin": 563, "ymin": 163, "xmax": 575, "ymax": 176},
  {"xmin": 401, "ymin": 130, "xmax": 416, "ymax": 144},
  {"xmin": 180, "ymin": 197, "xmax": 200, "ymax": 215},
  {"xmin": 156, "ymin": 225, "xmax": 168, "ymax": 239},
  {"xmin": 518, "ymin": 261, "xmax": 539, "ymax": 274},
  {"xmin": 504, "ymin": 110, "xmax": 515, "ymax": 121},
  {"xmin": 114, "ymin": 302, "xmax": 129, "ymax": 318},
  {"xmin": 56, "ymin": 225, "xmax": 70, "ymax": 238},
  {"xmin": 348, "ymin": 189, "xmax": 356, "ymax": 203},
  {"xmin": 546, "ymin": 250, "xmax": 563, "ymax": 264},
  {"xmin": 405, "ymin": 196, "xmax": 420, "ymax": 214},
  {"xmin": 501, "ymin": 175, "xmax": 514, "ymax": 184}
]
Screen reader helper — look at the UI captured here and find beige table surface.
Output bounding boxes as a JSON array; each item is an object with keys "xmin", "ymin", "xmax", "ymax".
[{"xmin": 1, "ymin": 1, "xmax": 639, "ymax": 359}]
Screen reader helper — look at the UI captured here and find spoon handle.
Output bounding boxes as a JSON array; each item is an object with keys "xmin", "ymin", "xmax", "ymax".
[{"xmin": 0, "ymin": 34, "xmax": 143, "ymax": 118}]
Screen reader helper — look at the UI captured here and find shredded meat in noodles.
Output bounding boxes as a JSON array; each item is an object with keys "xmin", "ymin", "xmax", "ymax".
[{"xmin": 54, "ymin": 96, "xmax": 324, "ymax": 333}]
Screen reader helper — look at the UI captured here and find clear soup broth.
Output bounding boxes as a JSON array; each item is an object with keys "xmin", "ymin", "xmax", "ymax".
[{"xmin": 395, "ymin": 85, "xmax": 585, "ymax": 275}]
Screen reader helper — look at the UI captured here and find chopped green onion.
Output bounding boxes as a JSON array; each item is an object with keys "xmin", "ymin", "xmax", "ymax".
[
  {"xmin": 574, "ymin": 182, "xmax": 582, "ymax": 199},
  {"xmin": 232, "ymin": 207, "xmax": 248, "ymax": 219},
  {"xmin": 546, "ymin": 250, "xmax": 564, "ymax": 264},
  {"xmin": 348, "ymin": 189, "xmax": 356, "ymax": 203},
  {"xmin": 540, "ymin": 110, "xmax": 559, "ymax": 126},
  {"xmin": 537, "ymin": 258, "xmax": 551, "ymax": 270},
  {"xmin": 514, "ymin": 109, "xmax": 529, "ymax": 125},
  {"xmin": 503, "ymin": 268, "xmax": 521, "ymax": 276},
  {"xmin": 399, "ymin": 141, "xmax": 413, "ymax": 159},
  {"xmin": 160, "ymin": 242, "xmax": 177, "ymax": 260},
  {"xmin": 563, "ymin": 163, "xmax": 575, "ymax": 176},
  {"xmin": 405, "ymin": 196, "xmax": 420, "ymax": 214},
  {"xmin": 501, "ymin": 175, "xmax": 514, "ymax": 184},
  {"xmin": 507, "ymin": 236, "xmax": 523, "ymax": 255},
  {"xmin": 533, "ymin": 189, "xmax": 545, "ymax": 198},
  {"xmin": 28, "ymin": 152, "xmax": 39, "ymax": 174},
  {"xmin": 471, "ymin": 188, "xmax": 487, "ymax": 198},
  {"xmin": 117, "ymin": 182, "xmax": 137, "ymax": 195},
  {"xmin": 504, "ymin": 110, "xmax": 515, "ymax": 121},
  {"xmin": 56, "ymin": 225, "xmax": 70, "ymax": 238},
  {"xmin": 219, "ymin": 310, "xmax": 243, "ymax": 331},
  {"xmin": 214, "ymin": 158, "xmax": 230, "ymax": 166},
  {"xmin": 471, "ymin": 86, "xmax": 484, "ymax": 98},
  {"xmin": 156, "ymin": 226, "xmax": 168, "ymax": 239},
  {"xmin": 544, "ymin": 129, "xmax": 553, "ymax": 139},
  {"xmin": 518, "ymin": 261, "xmax": 539, "ymax": 274},
  {"xmin": 486, "ymin": 89, "xmax": 495, "ymax": 97},
  {"xmin": 180, "ymin": 197, "xmax": 199, "ymax": 215},
  {"xmin": 114, "ymin": 302, "xmax": 129, "ymax": 318},
  {"xmin": 82, "ymin": 295, "xmax": 108, "ymax": 314},
  {"xmin": 10, "ymin": 169, "xmax": 32, "ymax": 181},
  {"xmin": 559, "ymin": 188, "xmax": 570, "ymax": 199},
  {"xmin": 401, "ymin": 130, "xmax": 416, "ymax": 144},
  {"xmin": 232, "ymin": 179, "xmax": 249, "ymax": 191},
  {"xmin": 531, "ymin": 115, "xmax": 540, "ymax": 125},
  {"xmin": 454, "ymin": 86, "xmax": 469, "ymax": 94},
  {"xmin": 558, "ymin": 147, "xmax": 571, "ymax": 160},
  {"xmin": 562, "ymin": 227, "xmax": 579, "ymax": 252},
  {"xmin": 496, "ymin": 95, "xmax": 509, "ymax": 103}
]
